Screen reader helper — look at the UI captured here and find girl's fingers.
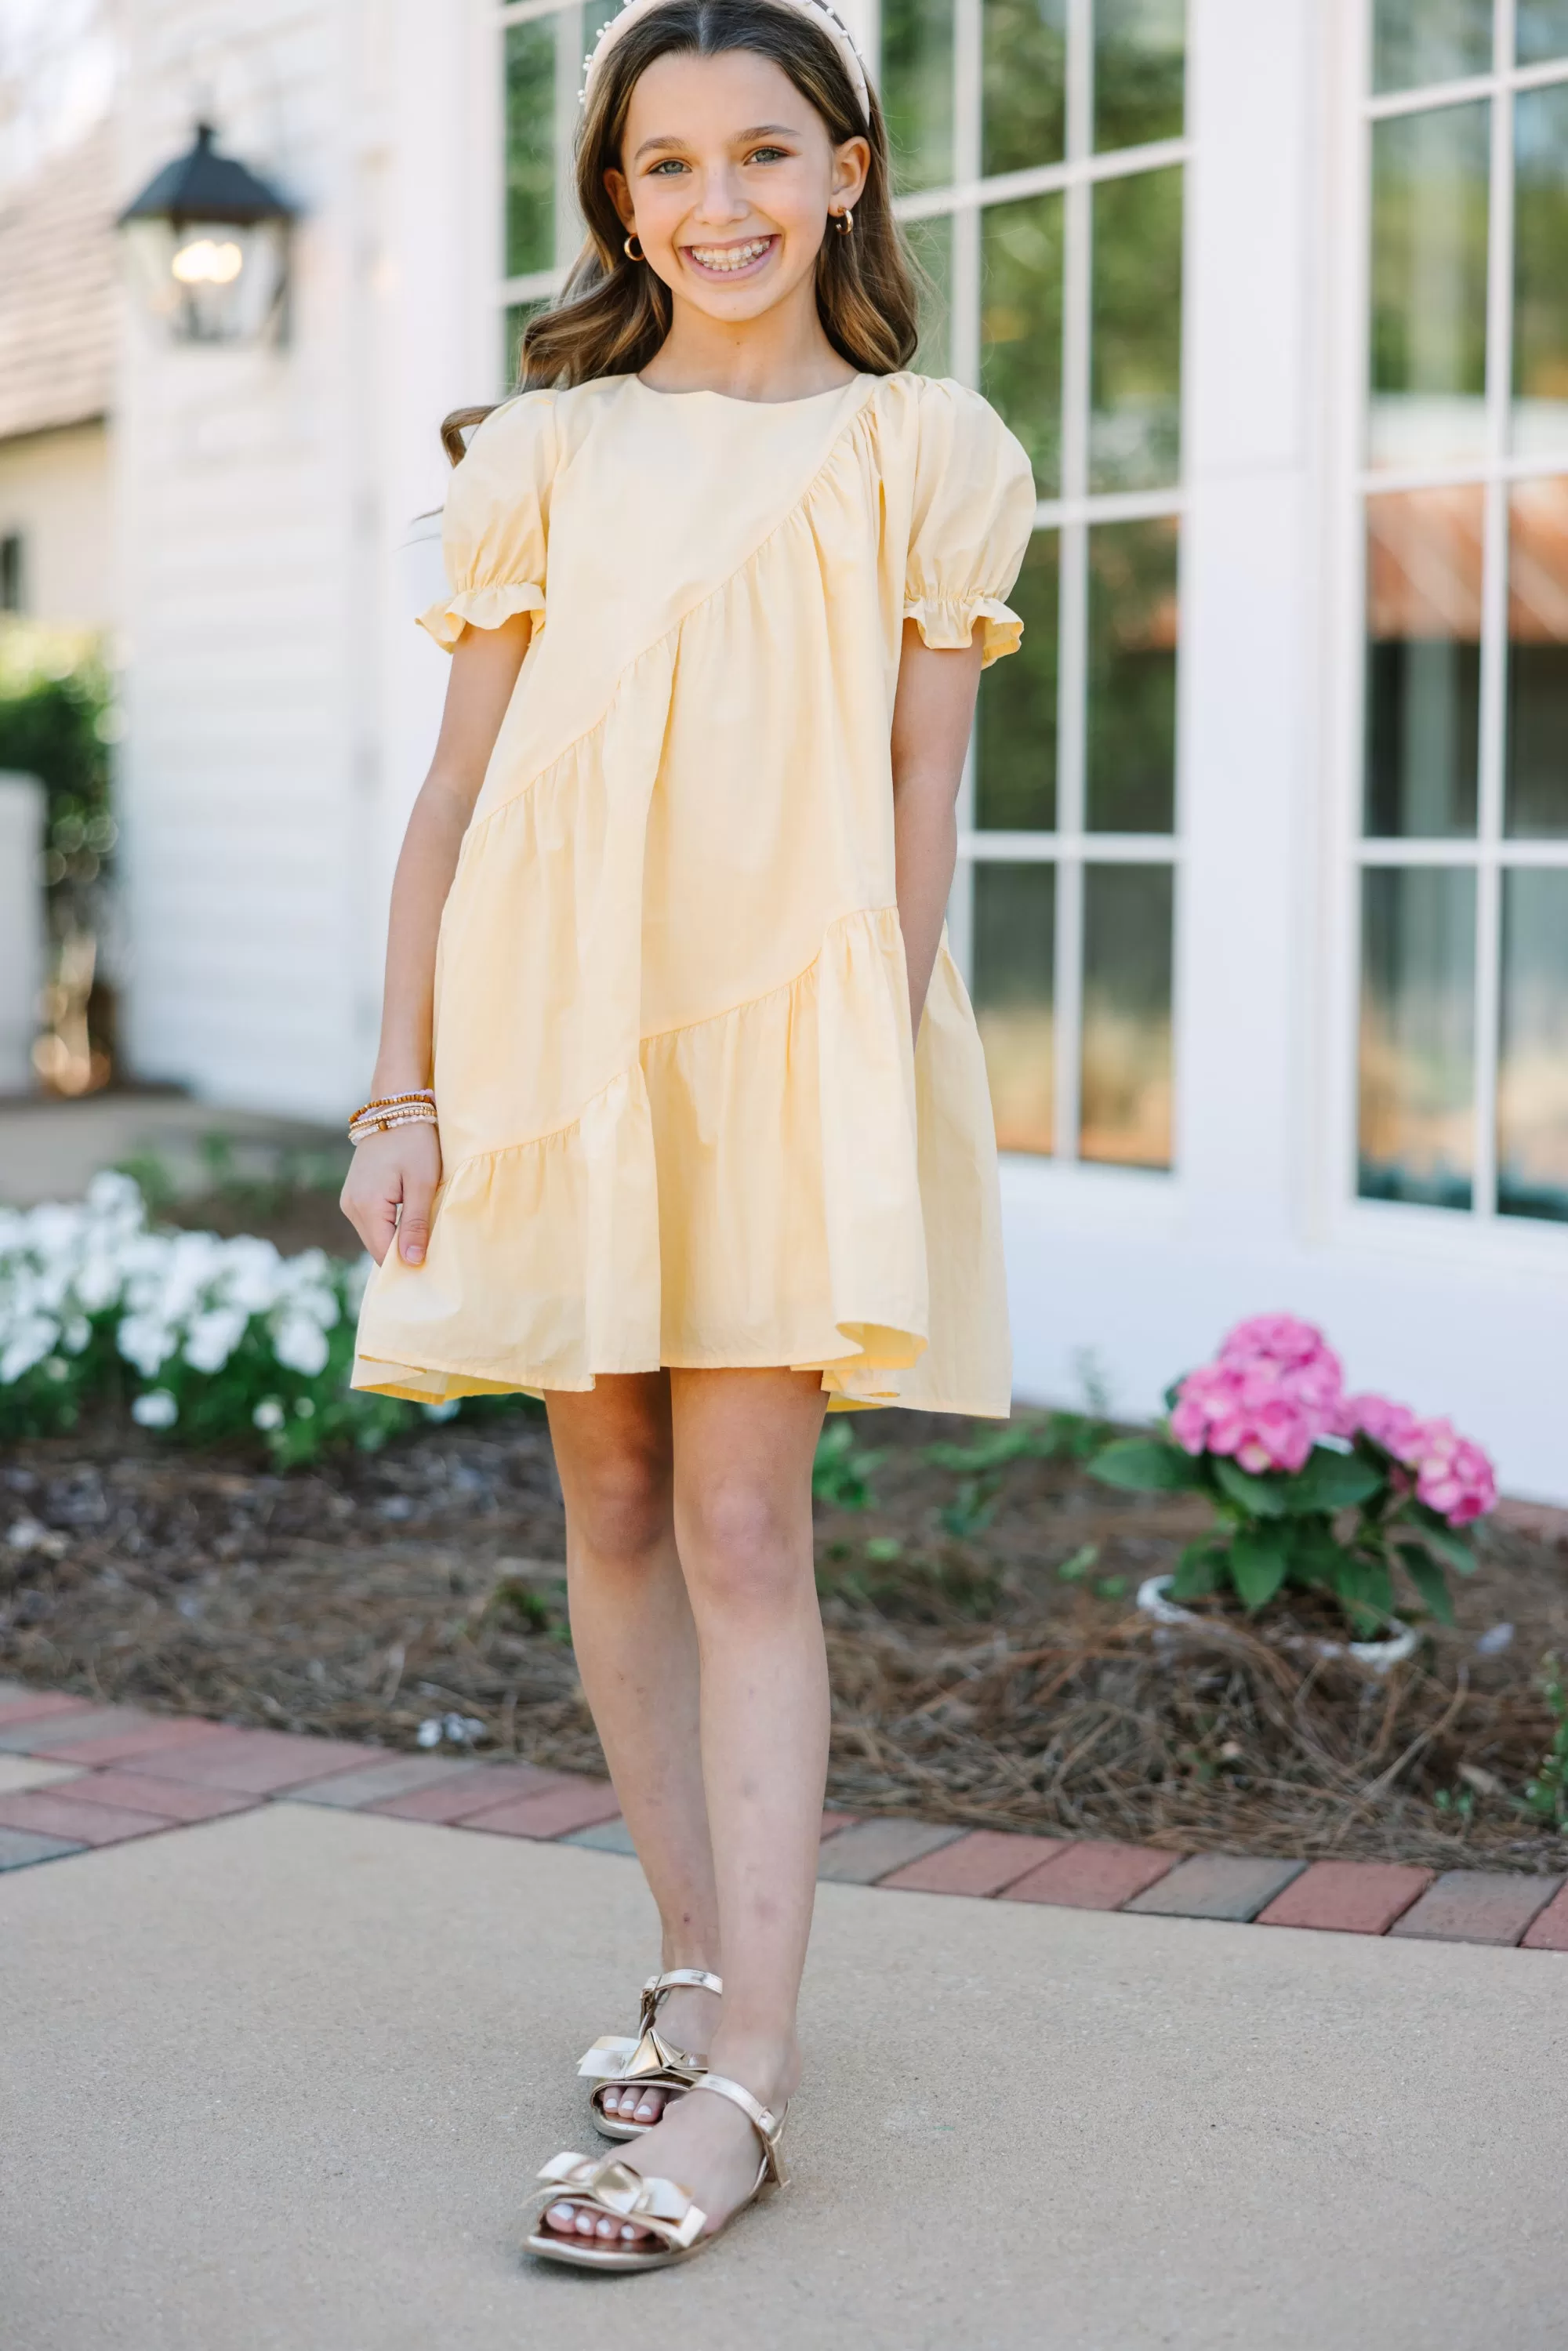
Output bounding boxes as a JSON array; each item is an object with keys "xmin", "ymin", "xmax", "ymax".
[{"xmin": 398, "ymin": 1166, "xmax": 437, "ymax": 1267}]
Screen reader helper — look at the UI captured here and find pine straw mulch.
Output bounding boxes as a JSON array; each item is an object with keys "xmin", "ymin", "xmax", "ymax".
[{"xmin": 2, "ymin": 1404, "xmax": 1565, "ymax": 1876}]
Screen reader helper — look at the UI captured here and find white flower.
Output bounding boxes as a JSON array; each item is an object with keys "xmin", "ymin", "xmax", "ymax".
[
  {"xmin": 61, "ymin": 1316, "xmax": 92, "ymax": 1355},
  {"xmin": 131, "ymin": 1388, "xmax": 180, "ymax": 1429},
  {"xmin": 252, "ymin": 1398, "xmax": 285, "ymax": 1431},
  {"xmin": 216, "ymin": 1236, "xmax": 284, "ymax": 1316},
  {"xmin": 422, "ymin": 1399, "xmax": 460, "ymax": 1423},
  {"xmin": 182, "ymin": 1305, "xmax": 249, "ymax": 1375},
  {"xmin": 271, "ymin": 1312, "xmax": 329, "ymax": 1377},
  {"xmin": 117, "ymin": 1313, "xmax": 176, "ymax": 1378},
  {"xmin": 416, "ymin": 1718, "xmax": 444, "ymax": 1748},
  {"xmin": 1, "ymin": 1315, "xmax": 60, "ymax": 1384}
]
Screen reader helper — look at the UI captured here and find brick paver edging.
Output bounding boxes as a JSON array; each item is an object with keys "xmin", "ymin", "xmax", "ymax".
[{"xmin": 2, "ymin": 1682, "xmax": 1564, "ymax": 1950}]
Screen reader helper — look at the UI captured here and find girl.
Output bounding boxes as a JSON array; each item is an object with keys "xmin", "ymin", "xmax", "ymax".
[{"xmin": 342, "ymin": 0, "xmax": 1033, "ymax": 2273}]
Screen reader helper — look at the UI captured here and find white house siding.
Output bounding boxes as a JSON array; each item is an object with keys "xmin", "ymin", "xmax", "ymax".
[
  {"xmin": 117, "ymin": 0, "xmax": 488, "ymax": 1123},
  {"xmin": 0, "ymin": 423, "xmax": 114, "ymax": 628}
]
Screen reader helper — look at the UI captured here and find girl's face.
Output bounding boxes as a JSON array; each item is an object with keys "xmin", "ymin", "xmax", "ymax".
[{"xmin": 604, "ymin": 49, "xmax": 869, "ymax": 322}]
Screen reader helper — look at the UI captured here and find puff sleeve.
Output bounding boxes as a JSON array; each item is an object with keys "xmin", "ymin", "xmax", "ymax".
[
  {"xmin": 904, "ymin": 381, "xmax": 1036, "ymax": 669},
  {"xmin": 417, "ymin": 392, "xmax": 557, "ymax": 651}
]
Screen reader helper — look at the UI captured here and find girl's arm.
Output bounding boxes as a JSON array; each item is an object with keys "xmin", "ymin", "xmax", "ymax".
[
  {"xmin": 890, "ymin": 620, "xmax": 987, "ymax": 1038},
  {"xmin": 340, "ymin": 613, "xmax": 533, "ymax": 1267}
]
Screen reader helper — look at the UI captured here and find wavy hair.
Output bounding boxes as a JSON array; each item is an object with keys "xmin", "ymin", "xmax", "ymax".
[{"xmin": 441, "ymin": 0, "xmax": 920, "ymax": 460}]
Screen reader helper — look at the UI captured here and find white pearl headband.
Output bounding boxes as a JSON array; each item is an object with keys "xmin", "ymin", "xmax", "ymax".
[{"xmin": 581, "ymin": 0, "xmax": 872, "ymax": 129}]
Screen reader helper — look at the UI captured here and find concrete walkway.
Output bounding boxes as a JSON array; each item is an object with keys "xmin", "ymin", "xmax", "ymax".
[{"xmin": 3, "ymin": 1802, "xmax": 1563, "ymax": 2351}]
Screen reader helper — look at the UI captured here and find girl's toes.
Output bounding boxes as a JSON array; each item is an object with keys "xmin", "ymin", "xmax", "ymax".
[
  {"xmin": 633, "ymin": 2089, "xmax": 662, "ymax": 2122},
  {"xmin": 545, "ymin": 2201, "xmax": 577, "ymax": 2234},
  {"xmin": 596, "ymin": 2215, "xmax": 619, "ymax": 2239},
  {"xmin": 574, "ymin": 2207, "xmax": 599, "ymax": 2237}
]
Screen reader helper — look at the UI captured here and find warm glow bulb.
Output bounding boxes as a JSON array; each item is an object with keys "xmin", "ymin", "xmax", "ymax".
[{"xmin": 171, "ymin": 237, "xmax": 245, "ymax": 285}]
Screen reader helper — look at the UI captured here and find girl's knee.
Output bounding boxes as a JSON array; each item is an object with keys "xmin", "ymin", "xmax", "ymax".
[
  {"xmin": 678, "ymin": 1480, "xmax": 804, "ymax": 1611},
  {"xmin": 567, "ymin": 1446, "xmax": 672, "ymax": 1563}
]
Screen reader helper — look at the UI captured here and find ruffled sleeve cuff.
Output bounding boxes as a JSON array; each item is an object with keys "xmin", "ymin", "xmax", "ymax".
[
  {"xmin": 903, "ymin": 592, "xmax": 1023, "ymax": 669},
  {"xmin": 417, "ymin": 581, "xmax": 545, "ymax": 651}
]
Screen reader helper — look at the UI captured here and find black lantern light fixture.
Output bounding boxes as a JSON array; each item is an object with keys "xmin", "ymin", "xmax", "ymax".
[{"xmin": 118, "ymin": 122, "xmax": 294, "ymax": 345}]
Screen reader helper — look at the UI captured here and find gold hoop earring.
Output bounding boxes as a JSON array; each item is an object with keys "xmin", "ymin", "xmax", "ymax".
[
  {"xmin": 623, "ymin": 232, "xmax": 644, "ymax": 261},
  {"xmin": 833, "ymin": 207, "xmax": 854, "ymax": 235}
]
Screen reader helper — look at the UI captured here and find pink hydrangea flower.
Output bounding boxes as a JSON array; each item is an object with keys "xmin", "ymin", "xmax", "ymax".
[
  {"xmin": 1408, "ymin": 1418, "xmax": 1497, "ymax": 1527},
  {"xmin": 1171, "ymin": 1313, "xmax": 1344, "ymax": 1475},
  {"xmin": 1336, "ymin": 1392, "xmax": 1424, "ymax": 1462}
]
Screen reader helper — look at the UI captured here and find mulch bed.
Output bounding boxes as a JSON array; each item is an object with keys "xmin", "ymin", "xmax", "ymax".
[{"xmin": 2, "ymin": 1405, "xmax": 1565, "ymax": 1874}]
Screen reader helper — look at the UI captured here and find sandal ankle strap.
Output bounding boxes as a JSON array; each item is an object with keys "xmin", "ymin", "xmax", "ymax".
[
  {"xmin": 643, "ymin": 1968, "xmax": 723, "ymax": 1998},
  {"xmin": 689, "ymin": 2072, "xmax": 788, "ymax": 2186}
]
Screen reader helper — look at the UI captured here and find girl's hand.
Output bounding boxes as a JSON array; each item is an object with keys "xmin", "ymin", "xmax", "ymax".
[{"xmin": 339, "ymin": 1121, "xmax": 443, "ymax": 1268}]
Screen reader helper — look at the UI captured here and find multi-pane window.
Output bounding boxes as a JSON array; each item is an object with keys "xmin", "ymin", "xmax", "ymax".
[
  {"xmin": 499, "ymin": 0, "xmax": 619, "ymax": 383},
  {"xmin": 884, "ymin": 0, "xmax": 1187, "ymax": 1166},
  {"xmin": 1359, "ymin": 1, "xmax": 1568, "ymax": 1224}
]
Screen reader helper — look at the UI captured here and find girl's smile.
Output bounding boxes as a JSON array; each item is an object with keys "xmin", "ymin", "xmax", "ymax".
[{"xmin": 681, "ymin": 231, "xmax": 779, "ymax": 281}]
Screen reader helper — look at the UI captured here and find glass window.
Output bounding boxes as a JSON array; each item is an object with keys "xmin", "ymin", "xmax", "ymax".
[
  {"xmin": 898, "ymin": 1, "xmax": 1185, "ymax": 1167},
  {"xmin": 881, "ymin": 0, "xmax": 956, "ymax": 194},
  {"xmin": 1089, "ymin": 164, "xmax": 1182, "ymax": 492},
  {"xmin": 1086, "ymin": 518, "xmax": 1178, "ymax": 831},
  {"xmin": 1359, "ymin": 868, "xmax": 1476, "ymax": 1210},
  {"xmin": 976, "ymin": 532, "xmax": 1059, "ymax": 830},
  {"xmin": 1363, "ymin": 488, "xmax": 1483, "ymax": 838},
  {"xmin": 982, "ymin": 0, "xmax": 1067, "ymax": 176},
  {"xmin": 1373, "ymin": 0, "xmax": 1494, "ymax": 93},
  {"xmin": 972, "ymin": 864, "xmax": 1056, "ymax": 1156},
  {"xmin": 1081, "ymin": 864, "xmax": 1174, "ymax": 1166},
  {"xmin": 1094, "ymin": 0, "xmax": 1185, "ymax": 152},
  {"xmin": 1512, "ymin": 84, "xmax": 1568, "ymax": 459},
  {"xmin": 1354, "ymin": 34, "xmax": 1568, "ymax": 1227},
  {"xmin": 1497, "ymin": 870, "xmax": 1568, "ymax": 1220},
  {"xmin": 1369, "ymin": 103, "xmax": 1490, "ymax": 471},
  {"xmin": 504, "ymin": 17, "xmax": 557, "ymax": 280},
  {"xmin": 982, "ymin": 194, "xmax": 1065, "ymax": 496},
  {"xmin": 903, "ymin": 215, "xmax": 953, "ymax": 377},
  {"xmin": 1505, "ymin": 477, "xmax": 1568, "ymax": 836},
  {"xmin": 1517, "ymin": 2, "xmax": 1568, "ymax": 63}
]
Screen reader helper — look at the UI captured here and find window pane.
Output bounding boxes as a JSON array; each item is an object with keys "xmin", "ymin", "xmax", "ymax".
[
  {"xmin": 1373, "ymin": 0, "xmax": 1493, "ymax": 91},
  {"xmin": 1359, "ymin": 867, "xmax": 1475, "ymax": 1209},
  {"xmin": 1498, "ymin": 871, "xmax": 1568, "ymax": 1221},
  {"xmin": 1513, "ymin": 85, "xmax": 1568, "ymax": 459},
  {"xmin": 1369, "ymin": 103, "xmax": 1489, "ymax": 472},
  {"xmin": 982, "ymin": 0, "xmax": 1066, "ymax": 178},
  {"xmin": 981, "ymin": 194, "xmax": 1065, "ymax": 495},
  {"xmin": 903, "ymin": 213, "xmax": 953, "ymax": 377},
  {"xmin": 1081, "ymin": 864, "xmax": 1173, "ymax": 1168},
  {"xmin": 1505, "ymin": 477, "xmax": 1568, "ymax": 836},
  {"xmin": 976, "ymin": 531, "xmax": 1058, "ymax": 829},
  {"xmin": 1094, "ymin": 0, "xmax": 1184, "ymax": 152},
  {"xmin": 1086, "ymin": 517, "xmax": 1178, "ymax": 833},
  {"xmin": 1090, "ymin": 165, "xmax": 1182, "ymax": 492},
  {"xmin": 505, "ymin": 18, "xmax": 557, "ymax": 278},
  {"xmin": 1518, "ymin": 2, "xmax": 1568, "ymax": 63},
  {"xmin": 1363, "ymin": 488, "xmax": 1483, "ymax": 837},
  {"xmin": 880, "ymin": 0, "xmax": 956, "ymax": 194},
  {"xmin": 972, "ymin": 862, "xmax": 1055, "ymax": 1155}
]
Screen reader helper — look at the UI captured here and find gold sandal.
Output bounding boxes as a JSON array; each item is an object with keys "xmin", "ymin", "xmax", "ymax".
[
  {"xmin": 524, "ymin": 2072, "xmax": 787, "ymax": 2273},
  {"xmin": 576, "ymin": 1967, "xmax": 722, "ymax": 2140}
]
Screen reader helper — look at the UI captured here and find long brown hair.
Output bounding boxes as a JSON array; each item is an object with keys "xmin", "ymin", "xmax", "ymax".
[{"xmin": 442, "ymin": 0, "xmax": 920, "ymax": 461}]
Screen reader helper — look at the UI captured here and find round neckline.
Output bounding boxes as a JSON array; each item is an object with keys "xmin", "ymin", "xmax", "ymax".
[{"xmin": 630, "ymin": 371, "xmax": 865, "ymax": 409}]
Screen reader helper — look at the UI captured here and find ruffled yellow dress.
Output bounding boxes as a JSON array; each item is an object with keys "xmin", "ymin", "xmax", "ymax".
[{"xmin": 352, "ymin": 369, "xmax": 1033, "ymax": 1415}]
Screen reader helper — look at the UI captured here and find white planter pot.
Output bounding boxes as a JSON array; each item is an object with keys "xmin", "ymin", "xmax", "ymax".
[{"xmin": 1136, "ymin": 1574, "xmax": 1421, "ymax": 1676}]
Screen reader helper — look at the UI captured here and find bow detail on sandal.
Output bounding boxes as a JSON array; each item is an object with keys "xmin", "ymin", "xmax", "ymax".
[
  {"xmin": 524, "ymin": 2072, "xmax": 788, "ymax": 2273},
  {"xmin": 577, "ymin": 1967, "xmax": 722, "ymax": 2139}
]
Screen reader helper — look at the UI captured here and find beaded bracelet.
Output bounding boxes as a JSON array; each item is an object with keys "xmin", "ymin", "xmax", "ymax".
[{"xmin": 348, "ymin": 1090, "xmax": 437, "ymax": 1145}]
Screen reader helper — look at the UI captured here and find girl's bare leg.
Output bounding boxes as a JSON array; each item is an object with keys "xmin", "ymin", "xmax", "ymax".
[
  {"xmin": 544, "ymin": 1373, "xmax": 721, "ymax": 2103},
  {"xmin": 545, "ymin": 1366, "xmax": 830, "ymax": 2246}
]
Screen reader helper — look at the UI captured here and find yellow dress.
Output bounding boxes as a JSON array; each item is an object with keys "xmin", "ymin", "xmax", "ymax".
[{"xmin": 352, "ymin": 369, "xmax": 1034, "ymax": 1415}]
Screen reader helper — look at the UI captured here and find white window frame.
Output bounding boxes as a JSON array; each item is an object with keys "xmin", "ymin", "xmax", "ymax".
[{"xmin": 1324, "ymin": 0, "xmax": 1568, "ymax": 1268}]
